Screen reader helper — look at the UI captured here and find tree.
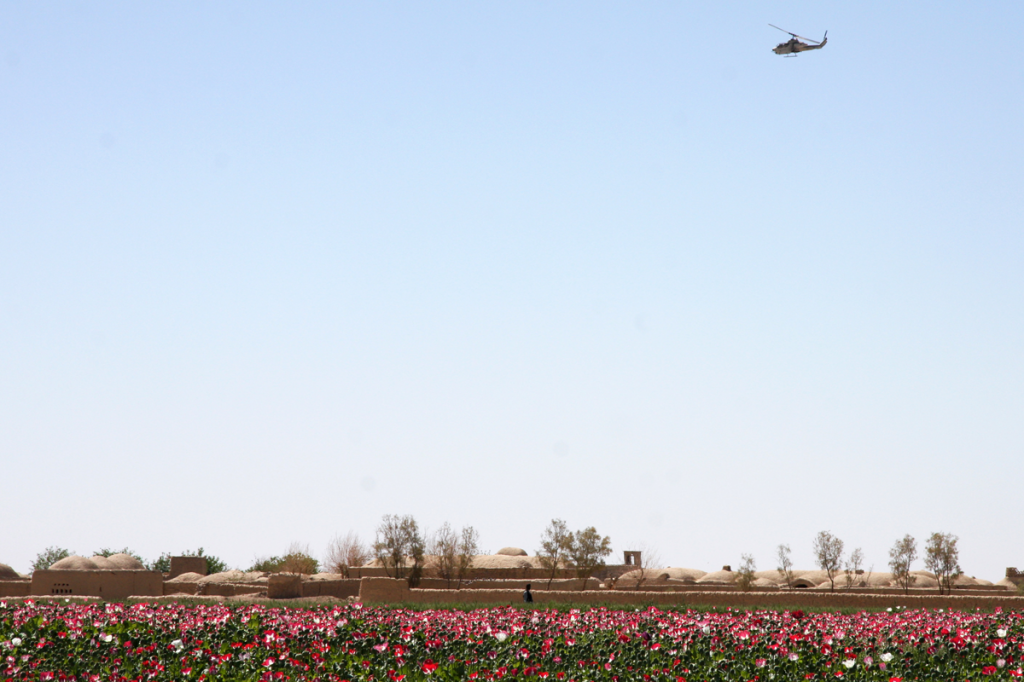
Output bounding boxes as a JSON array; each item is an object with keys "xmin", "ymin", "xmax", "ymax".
[
  {"xmin": 32, "ymin": 546, "xmax": 72, "ymax": 572},
  {"xmin": 429, "ymin": 523, "xmax": 460, "ymax": 588},
  {"xmin": 736, "ymin": 554, "xmax": 757, "ymax": 591},
  {"xmin": 888, "ymin": 534, "xmax": 918, "ymax": 594},
  {"xmin": 325, "ymin": 531, "xmax": 370, "ymax": 578},
  {"xmin": 776, "ymin": 544, "xmax": 794, "ymax": 588},
  {"xmin": 812, "ymin": 530, "xmax": 845, "ymax": 592},
  {"xmin": 249, "ymin": 556, "xmax": 284, "ymax": 572},
  {"xmin": 152, "ymin": 548, "xmax": 227, "ymax": 574},
  {"xmin": 537, "ymin": 519, "xmax": 572, "ymax": 589},
  {"xmin": 843, "ymin": 547, "xmax": 865, "ymax": 589},
  {"xmin": 373, "ymin": 514, "xmax": 426, "ymax": 585},
  {"xmin": 924, "ymin": 532, "xmax": 962, "ymax": 595},
  {"xmin": 455, "ymin": 525, "xmax": 480, "ymax": 588},
  {"xmin": 94, "ymin": 547, "xmax": 148, "ymax": 567},
  {"xmin": 567, "ymin": 527, "xmax": 612, "ymax": 590},
  {"xmin": 406, "ymin": 525, "xmax": 427, "ymax": 587}
]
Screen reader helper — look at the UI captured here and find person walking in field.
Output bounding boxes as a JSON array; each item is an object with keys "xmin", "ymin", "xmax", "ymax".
[{"xmin": 523, "ymin": 584, "xmax": 533, "ymax": 603}]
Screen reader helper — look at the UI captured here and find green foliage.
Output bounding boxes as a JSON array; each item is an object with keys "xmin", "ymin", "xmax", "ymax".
[
  {"xmin": 429, "ymin": 523, "xmax": 480, "ymax": 588},
  {"xmin": 249, "ymin": 556, "xmax": 284, "ymax": 572},
  {"xmin": 372, "ymin": 515, "xmax": 426, "ymax": 583},
  {"xmin": 924, "ymin": 532, "xmax": 962, "ymax": 595},
  {"xmin": 429, "ymin": 523, "xmax": 459, "ymax": 587},
  {"xmin": 93, "ymin": 547, "xmax": 147, "ymax": 566},
  {"xmin": 842, "ymin": 547, "xmax": 865, "ymax": 589},
  {"xmin": 455, "ymin": 526, "xmax": 480, "ymax": 587},
  {"xmin": 249, "ymin": 552, "xmax": 319, "ymax": 575},
  {"xmin": 736, "ymin": 554, "xmax": 757, "ymax": 591},
  {"xmin": 280, "ymin": 552, "xmax": 319, "ymax": 574},
  {"xmin": 812, "ymin": 530, "xmax": 844, "ymax": 592},
  {"xmin": 537, "ymin": 519, "xmax": 572, "ymax": 588},
  {"xmin": 888, "ymin": 534, "xmax": 918, "ymax": 594},
  {"xmin": 32, "ymin": 546, "xmax": 72, "ymax": 572},
  {"xmin": 152, "ymin": 548, "xmax": 228, "ymax": 575},
  {"xmin": 776, "ymin": 544, "xmax": 794, "ymax": 588},
  {"xmin": 567, "ymin": 526, "xmax": 612, "ymax": 590}
]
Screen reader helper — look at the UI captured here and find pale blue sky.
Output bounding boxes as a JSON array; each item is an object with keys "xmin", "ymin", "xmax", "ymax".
[{"xmin": 2, "ymin": 2, "xmax": 1022, "ymax": 581}]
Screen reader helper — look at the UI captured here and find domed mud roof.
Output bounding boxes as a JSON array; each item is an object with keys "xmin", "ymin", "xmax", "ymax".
[
  {"xmin": 697, "ymin": 570, "xmax": 738, "ymax": 583},
  {"xmin": 50, "ymin": 556, "xmax": 99, "ymax": 570},
  {"xmin": 105, "ymin": 553, "xmax": 145, "ymax": 570},
  {"xmin": 90, "ymin": 556, "xmax": 117, "ymax": 569},
  {"xmin": 496, "ymin": 547, "xmax": 528, "ymax": 557},
  {"xmin": 166, "ymin": 572, "xmax": 204, "ymax": 583}
]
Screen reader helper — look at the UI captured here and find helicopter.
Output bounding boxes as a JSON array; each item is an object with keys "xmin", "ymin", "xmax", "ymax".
[{"xmin": 770, "ymin": 24, "xmax": 827, "ymax": 56}]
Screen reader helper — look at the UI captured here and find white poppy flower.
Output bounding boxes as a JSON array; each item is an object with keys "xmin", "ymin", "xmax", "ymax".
[{"xmin": 880, "ymin": 653, "xmax": 893, "ymax": 662}]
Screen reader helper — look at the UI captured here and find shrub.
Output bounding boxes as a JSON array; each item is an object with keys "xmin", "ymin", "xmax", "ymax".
[
  {"xmin": 249, "ymin": 556, "xmax": 284, "ymax": 573},
  {"xmin": 250, "ymin": 543, "xmax": 319, "ymax": 574},
  {"xmin": 280, "ymin": 552, "xmax": 319, "ymax": 574}
]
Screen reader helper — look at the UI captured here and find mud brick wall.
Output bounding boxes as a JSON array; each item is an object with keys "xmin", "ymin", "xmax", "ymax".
[
  {"xmin": 0, "ymin": 581, "xmax": 31, "ymax": 597},
  {"xmin": 31, "ymin": 571, "xmax": 163, "ymax": 600},
  {"xmin": 301, "ymin": 579, "xmax": 361, "ymax": 599},
  {"xmin": 169, "ymin": 556, "xmax": 208, "ymax": 579},
  {"xmin": 358, "ymin": 578, "xmax": 1024, "ymax": 611}
]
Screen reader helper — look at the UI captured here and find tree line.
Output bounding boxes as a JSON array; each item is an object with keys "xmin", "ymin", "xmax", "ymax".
[
  {"xmin": 741, "ymin": 531, "xmax": 964, "ymax": 594},
  {"xmin": 361, "ymin": 515, "xmax": 613, "ymax": 591}
]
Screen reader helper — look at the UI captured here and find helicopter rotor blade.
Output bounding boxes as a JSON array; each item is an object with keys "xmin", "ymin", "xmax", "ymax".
[{"xmin": 768, "ymin": 24, "xmax": 821, "ymax": 43}]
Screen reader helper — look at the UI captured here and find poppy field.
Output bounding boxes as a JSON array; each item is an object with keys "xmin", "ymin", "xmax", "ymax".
[{"xmin": 2, "ymin": 599, "xmax": 1022, "ymax": 681}]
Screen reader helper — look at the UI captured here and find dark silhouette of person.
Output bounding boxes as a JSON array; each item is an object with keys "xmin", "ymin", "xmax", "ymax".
[{"xmin": 523, "ymin": 583, "xmax": 533, "ymax": 603}]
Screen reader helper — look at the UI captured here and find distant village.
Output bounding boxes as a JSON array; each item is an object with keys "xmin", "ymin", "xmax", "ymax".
[{"xmin": 3, "ymin": 516, "xmax": 1023, "ymax": 606}]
